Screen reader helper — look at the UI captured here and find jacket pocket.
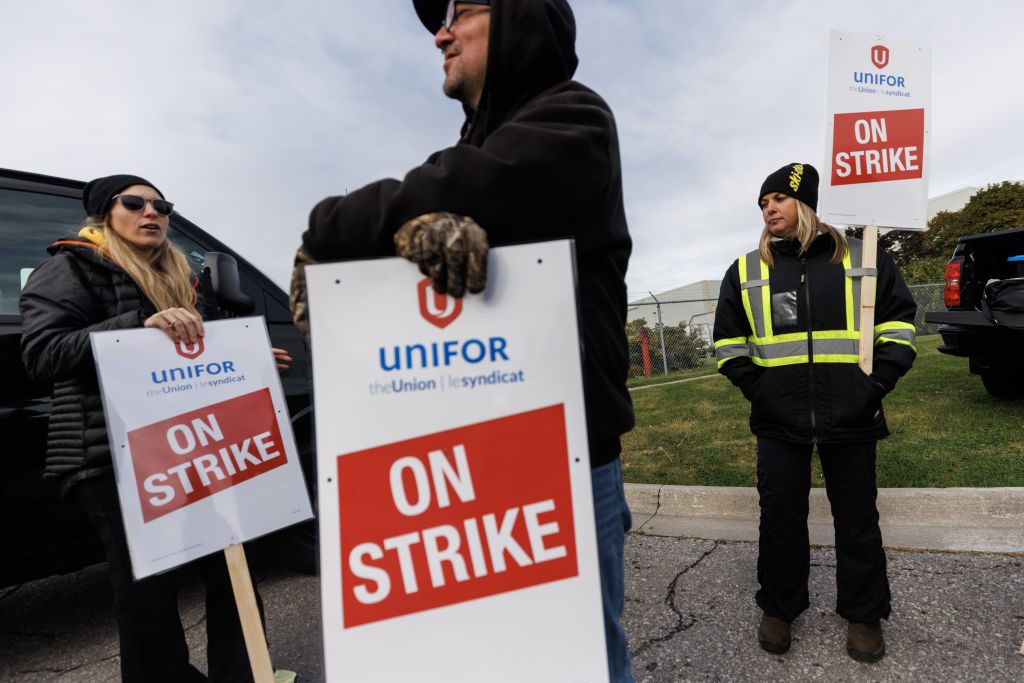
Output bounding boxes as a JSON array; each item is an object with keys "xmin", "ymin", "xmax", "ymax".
[
  {"xmin": 748, "ymin": 367, "xmax": 801, "ymax": 429},
  {"xmin": 829, "ymin": 367, "xmax": 883, "ymax": 429}
]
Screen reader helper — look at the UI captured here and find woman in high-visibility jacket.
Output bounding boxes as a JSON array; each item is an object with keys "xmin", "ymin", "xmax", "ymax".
[{"xmin": 713, "ymin": 163, "xmax": 917, "ymax": 663}]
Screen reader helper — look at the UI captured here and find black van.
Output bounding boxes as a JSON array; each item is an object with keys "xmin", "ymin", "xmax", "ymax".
[{"xmin": 0, "ymin": 168, "xmax": 316, "ymax": 586}]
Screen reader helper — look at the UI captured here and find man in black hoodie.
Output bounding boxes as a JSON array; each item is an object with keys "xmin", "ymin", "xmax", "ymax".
[{"xmin": 291, "ymin": 2, "xmax": 634, "ymax": 678}]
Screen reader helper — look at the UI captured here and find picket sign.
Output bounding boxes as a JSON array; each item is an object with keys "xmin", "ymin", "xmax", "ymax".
[
  {"xmin": 90, "ymin": 317, "xmax": 313, "ymax": 683},
  {"xmin": 306, "ymin": 240, "xmax": 608, "ymax": 682},
  {"xmin": 822, "ymin": 31, "xmax": 930, "ymax": 374}
]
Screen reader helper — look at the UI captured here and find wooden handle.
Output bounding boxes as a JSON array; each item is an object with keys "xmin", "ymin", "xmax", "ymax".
[
  {"xmin": 224, "ymin": 543, "xmax": 275, "ymax": 683},
  {"xmin": 858, "ymin": 225, "xmax": 878, "ymax": 375}
]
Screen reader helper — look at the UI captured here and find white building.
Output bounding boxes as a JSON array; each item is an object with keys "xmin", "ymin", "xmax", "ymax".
[{"xmin": 627, "ymin": 280, "xmax": 721, "ymax": 337}]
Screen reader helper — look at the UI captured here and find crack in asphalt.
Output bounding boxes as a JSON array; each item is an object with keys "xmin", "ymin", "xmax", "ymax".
[
  {"xmin": 630, "ymin": 485, "xmax": 662, "ymax": 532},
  {"xmin": 629, "ymin": 540, "xmax": 720, "ymax": 657}
]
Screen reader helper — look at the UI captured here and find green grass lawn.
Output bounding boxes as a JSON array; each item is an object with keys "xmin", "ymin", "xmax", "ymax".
[{"xmin": 621, "ymin": 335, "xmax": 1024, "ymax": 488}]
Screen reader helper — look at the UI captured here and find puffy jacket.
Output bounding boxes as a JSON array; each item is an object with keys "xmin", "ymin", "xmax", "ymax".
[
  {"xmin": 713, "ymin": 233, "xmax": 917, "ymax": 443},
  {"xmin": 19, "ymin": 238, "xmax": 214, "ymax": 492},
  {"xmin": 300, "ymin": 0, "xmax": 633, "ymax": 467}
]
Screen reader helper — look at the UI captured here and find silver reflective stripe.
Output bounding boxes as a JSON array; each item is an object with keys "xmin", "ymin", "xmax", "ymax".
[
  {"xmin": 846, "ymin": 267, "xmax": 878, "ymax": 277},
  {"xmin": 876, "ymin": 327, "xmax": 915, "ymax": 344},
  {"xmin": 715, "ymin": 342, "xmax": 751, "ymax": 361},
  {"xmin": 847, "ymin": 238, "xmax": 863, "ymax": 333},
  {"xmin": 743, "ymin": 249, "xmax": 766, "ymax": 338},
  {"xmin": 749, "ymin": 337, "xmax": 859, "ymax": 360},
  {"xmin": 751, "ymin": 339, "xmax": 808, "ymax": 359}
]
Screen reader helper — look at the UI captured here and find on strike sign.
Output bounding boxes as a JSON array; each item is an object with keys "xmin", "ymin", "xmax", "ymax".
[
  {"xmin": 338, "ymin": 405, "xmax": 576, "ymax": 627},
  {"xmin": 831, "ymin": 108, "xmax": 924, "ymax": 185},
  {"xmin": 307, "ymin": 241, "xmax": 608, "ymax": 682},
  {"xmin": 128, "ymin": 389, "xmax": 286, "ymax": 523},
  {"xmin": 91, "ymin": 317, "xmax": 313, "ymax": 579},
  {"xmin": 821, "ymin": 29, "xmax": 932, "ymax": 229}
]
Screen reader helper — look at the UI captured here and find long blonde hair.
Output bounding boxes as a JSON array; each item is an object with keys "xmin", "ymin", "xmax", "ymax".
[
  {"xmin": 85, "ymin": 216, "xmax": 198, "ymax": 314},
  {"xmin": 758, "ymin": 199, "xmax": 846, "ymax": 267}
]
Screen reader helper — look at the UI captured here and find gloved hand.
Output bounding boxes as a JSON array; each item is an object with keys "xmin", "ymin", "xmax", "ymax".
[
  {"xmin": 289, "ymin": 245, "xmax": 318, "ymax": 344},
  {"xmin": 394, "ymin": 212, "xmax": 488, "ymax": 297}
]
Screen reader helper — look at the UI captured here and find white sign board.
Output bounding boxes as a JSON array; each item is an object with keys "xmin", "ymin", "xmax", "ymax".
[
  {"xmin": 91, "ymin": 317, "xmax": 313, "ymax": 578},
  {"xmin": 307, "ymin": 241, "xmax": 608, "ymax": 682},
  {"xmin": 821, "ymin": 29, "xmax": 932, "ymax": 229}
]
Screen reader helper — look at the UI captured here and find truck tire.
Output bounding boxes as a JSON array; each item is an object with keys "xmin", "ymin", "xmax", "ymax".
[{"xmin": 981, "ymin": 372, "xmax": 1024, "ymax": 399}]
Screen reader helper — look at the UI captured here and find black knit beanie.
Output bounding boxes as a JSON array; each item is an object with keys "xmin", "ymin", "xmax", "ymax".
[
  {"xmin": 758, "ymin": 163, "xmax": 818, "ymax": 212},
  {"xmin": 82, "ymin": 174, "xmax": 163, "ymax": 218}
]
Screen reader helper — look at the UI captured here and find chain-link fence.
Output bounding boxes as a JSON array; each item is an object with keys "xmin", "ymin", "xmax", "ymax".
[{"xmin": 625, "ymin": 283, "xmax": 944, "ymax": 379}]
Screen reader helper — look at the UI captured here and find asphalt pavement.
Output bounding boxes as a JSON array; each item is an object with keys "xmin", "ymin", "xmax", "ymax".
[
  {"xmin": 623, "ymin": 484, "xmax": 1024, "ymax": 682},
  {"xmin": 2, "ymin": 485, "xmax": 1022, "ymax": 681}
]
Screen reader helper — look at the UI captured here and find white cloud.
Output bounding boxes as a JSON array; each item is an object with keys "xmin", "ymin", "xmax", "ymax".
[{"xmin": 3, "ymin": 0, "xmax": 1023, "ymax": 297}]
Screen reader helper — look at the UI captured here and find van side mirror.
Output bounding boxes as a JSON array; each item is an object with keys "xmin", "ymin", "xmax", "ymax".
[{"xmin": 204, "ymin": 252, "xmax": 255, "ymax": 315}]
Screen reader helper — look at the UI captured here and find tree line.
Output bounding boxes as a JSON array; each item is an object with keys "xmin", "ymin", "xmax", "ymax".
[{"xmin": 845, "ymin": 180, "xmax": 1024, "ymax": 283}]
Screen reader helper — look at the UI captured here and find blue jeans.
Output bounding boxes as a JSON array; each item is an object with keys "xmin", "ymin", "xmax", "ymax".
[{"xmin": 591, "ymin": 458, "xmax": 634, "ymax": 682}]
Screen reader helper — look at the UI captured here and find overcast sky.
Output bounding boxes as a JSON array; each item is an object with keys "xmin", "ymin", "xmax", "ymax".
[{"xmin": 3, "ymin": 0, "xmax": 1023, "ymax": 300}]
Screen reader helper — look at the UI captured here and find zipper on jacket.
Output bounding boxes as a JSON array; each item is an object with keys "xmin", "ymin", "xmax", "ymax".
[{"xmin": 801, "ymin": 257, "xmax": 818, "ymax": 441}]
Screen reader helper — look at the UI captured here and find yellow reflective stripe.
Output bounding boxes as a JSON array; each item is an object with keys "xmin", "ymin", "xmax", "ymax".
[
  {"xmin": 812, "ymin": 329, "xmax": 860, "ymax": 340},
  {"xmin": 874, "ymin": 321, "xmax": 915, "ymax": 332},
  {"xmin": 747, "ymin": 329, "xmax": 859, "ymax": 345},
  {"xmin": 814, "ymin": 354, "xmax": 860, "ymax": 363},
  {"xmin": 843, "ymin": 246, "xmax": 855, "ymax": 333},
  {"xmin": 752, "ymin": 355, "xmax": 808, "ymax": 367},
  {"xmin": 759, "ymin": 258, "xmax": 772, "ymax": 338},
  {"xmin": 714, "ymin": 336, "xmax": 748, "ymax": 348},
  {"xmin": 752, "ymin": 353, "xmax": 860, "ymax": 367},
  {"xmin": 738, "ymin": 254, "xmax": 757, "ymax": 336},
  {"xmin": 874, "ymin": 321, "xmax": 917, "ymax": 352},
  {"xmin": 878, "ymin": 338, "xmax": 916, "ymax": 351}
]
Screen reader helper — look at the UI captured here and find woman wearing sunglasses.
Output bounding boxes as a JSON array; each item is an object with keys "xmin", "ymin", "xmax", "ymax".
[{"xmin": 19, "ymin": 174, "xmax": 276, "ymax": 682}]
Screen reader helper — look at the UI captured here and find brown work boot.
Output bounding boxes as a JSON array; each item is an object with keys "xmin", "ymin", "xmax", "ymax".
[
  {"xmin": 758, "ymin": 613, "xmax": 791, "ymax": 653},
  {"xmin": 847, "ymin": 620, "xmax": 885, "ymax": 662}
]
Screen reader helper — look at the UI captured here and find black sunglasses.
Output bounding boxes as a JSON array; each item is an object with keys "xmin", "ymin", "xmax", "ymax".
[{"xmin": 113, "ymin": 194, "xmax": 174, "ymax": 216}]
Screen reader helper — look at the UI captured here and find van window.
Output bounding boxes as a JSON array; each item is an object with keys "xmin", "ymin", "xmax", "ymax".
[{"xmin": 0, "ymin": 189, "xmax": 84, "ymax": 316}]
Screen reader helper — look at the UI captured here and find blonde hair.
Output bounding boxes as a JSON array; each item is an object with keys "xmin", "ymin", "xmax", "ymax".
[
  {"xmin": 85, "ymin": 216, "xmax": 198, "ymax": 315},
  {"xmin": 758, "ymin": 199, "xmax": 846, "ymax": 267}
]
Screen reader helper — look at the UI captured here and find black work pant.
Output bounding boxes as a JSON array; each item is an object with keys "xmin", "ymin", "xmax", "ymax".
[
  {"xmin": 73, "ymin": 475, "xmax": 265, "ymax": 682},
  {"xmin": 755, "ymin": 437, "xmax": 890, "ymax": 623}
]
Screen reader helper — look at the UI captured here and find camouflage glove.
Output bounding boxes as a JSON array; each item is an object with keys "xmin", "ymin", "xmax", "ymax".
[
  {"xmin": 394, "ymin": 212, "xmax": 488, "ymax": 297},
  {"xmin": 289, "ymin": 245, "xmax": 319, "ymax": 344}
]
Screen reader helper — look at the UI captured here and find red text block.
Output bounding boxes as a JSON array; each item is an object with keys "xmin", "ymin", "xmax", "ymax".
[
  {"xmin": 128, "ymin": 388, "xmax": 286, "ymax": 522},
  {"xmin": 337, "ymin": 404, "xmax": 578, "ymax": 628},
  {"xmin": 831, "ymin": 108, "xmax": 924, "ymax": 186}
]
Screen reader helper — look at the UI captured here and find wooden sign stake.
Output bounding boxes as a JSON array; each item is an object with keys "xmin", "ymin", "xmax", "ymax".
[
  {"xmin": 224, "ymin": 543, "xmax": 275, "ymax": 683},
  {"xmin": 858, "ymin": 225, "xmax": 879, "ymax": 375}
]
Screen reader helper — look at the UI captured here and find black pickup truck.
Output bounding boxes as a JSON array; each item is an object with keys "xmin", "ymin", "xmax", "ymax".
[
  {"xmin": 0, "ymin": 168, "xmax": 317, "ymax": 587},
  {"xmin": 925, "ymin": 226, "xmax": 1024, "ymax": 398}
]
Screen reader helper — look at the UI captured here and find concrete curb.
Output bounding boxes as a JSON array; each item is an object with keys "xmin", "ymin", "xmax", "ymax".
[{"xmin": 624, "ymin": 484, "xmax": 1024, "ymax": 553}]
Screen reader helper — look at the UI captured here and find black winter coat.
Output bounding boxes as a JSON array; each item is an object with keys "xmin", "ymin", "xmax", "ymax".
[
  {"xmin": 19, "ymin": 240, "xmax": 215, "ymax": 493},
  {"xmin": 302, "ymin": 0, "xmax": 634, "ymax": 467},
  {"xmin": 713, "ymin": 234, "xmax": 917, "ymax": 444}
]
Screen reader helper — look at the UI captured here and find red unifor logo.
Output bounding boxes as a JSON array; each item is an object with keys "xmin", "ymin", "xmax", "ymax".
[
  {"xmin": 871, "ymin": 44, "xmax": 889, "ymax": 70},
  {"xmin": 175, "ymin": 337, "xmax": 205, "ymax": 360},
  {"xmin": 417, "ymin": 277, "xmax": 462, "ymax": 329}
]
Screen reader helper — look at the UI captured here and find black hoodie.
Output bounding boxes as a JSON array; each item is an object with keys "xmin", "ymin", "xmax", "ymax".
[{"xmin": 302, "ymin": 0, "xmax": 634, "ymax": 467}]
